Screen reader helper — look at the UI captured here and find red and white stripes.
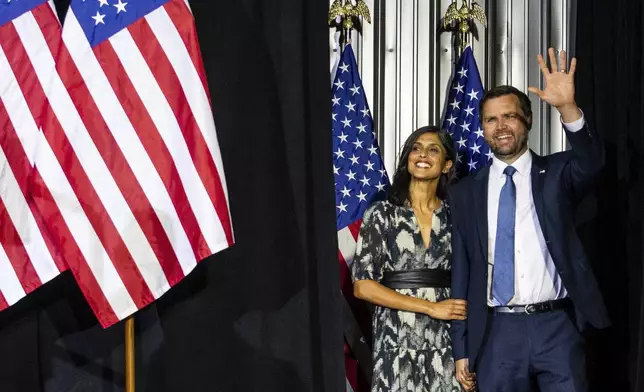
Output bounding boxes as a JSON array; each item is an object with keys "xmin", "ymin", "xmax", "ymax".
[
  {"xmin": 0, "ymin": 2, "xmax": 66, "ymax": 311},
  {"xmin": 0, "ymin": 0, "xmax": 236, "ymax": 326},
  {"xmin": 34, "ymin": 0, "xmax": 231, "ymax": 326}
]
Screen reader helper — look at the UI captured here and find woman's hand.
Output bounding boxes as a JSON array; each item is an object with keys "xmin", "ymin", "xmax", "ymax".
[{"xmin": 426, "ymin": 299, "xmax": 467, "ymax": 320}]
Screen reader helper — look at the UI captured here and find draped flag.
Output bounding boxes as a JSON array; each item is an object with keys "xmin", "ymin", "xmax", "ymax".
[
  {"xmin": 333, "ymin": 44, "xmax": 389, "ymax": 391},
  {"xmin": 441, "ymin": 46, "xmax": 492, "ymax": 177},
  {"xmin": 0, "ymin": 0, "xmax": 66, "ymax": 311},
  {"xmin": 31, "ymin": 0, "xmax": 233, "ymax": 327}
]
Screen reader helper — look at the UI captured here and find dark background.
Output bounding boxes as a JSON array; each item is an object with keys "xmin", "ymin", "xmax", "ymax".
[
  {"xmin": 575, "ymin": 0, "xmax": 644, "ymax": 391},
  {"xmin": 0, "ymin": 0, "xmax": 642, "ymax": 391}
]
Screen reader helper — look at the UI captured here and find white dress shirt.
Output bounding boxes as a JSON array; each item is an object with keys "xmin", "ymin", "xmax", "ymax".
[{"xmin": 486, "ymin": 115, "xmax": 585, "ymax": 306}]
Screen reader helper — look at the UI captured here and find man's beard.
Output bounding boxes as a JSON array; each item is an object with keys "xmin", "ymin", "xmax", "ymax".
[{"xmin": 490, "ymin": 135, "xmax": 528, "ymax": 158}]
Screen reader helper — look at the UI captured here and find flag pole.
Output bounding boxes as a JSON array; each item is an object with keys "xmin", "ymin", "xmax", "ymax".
[
  {"xmin": 125, "ymin": 316, "xmax": 135, "ymax": 392},
  {"xmin": 328, "ymin": 1, "xmax": 374, "ymax": 389}
]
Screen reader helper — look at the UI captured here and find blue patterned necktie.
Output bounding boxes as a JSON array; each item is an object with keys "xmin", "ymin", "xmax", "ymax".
[{"xmin": 492, "ymin": 166, "xmax": 517, "ymax": 305}]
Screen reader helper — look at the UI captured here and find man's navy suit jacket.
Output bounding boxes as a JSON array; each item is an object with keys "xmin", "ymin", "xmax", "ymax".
[{"xmin": 449, "ymin": 123, "xmax": 611, "ymax": 371}]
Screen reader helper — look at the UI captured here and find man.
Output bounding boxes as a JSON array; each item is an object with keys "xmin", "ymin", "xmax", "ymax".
[{"xmin": 449, "ymin": 48, "xmax": 610, "ymax": 392}]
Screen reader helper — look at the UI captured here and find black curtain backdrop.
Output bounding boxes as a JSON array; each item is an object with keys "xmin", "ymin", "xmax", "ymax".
[
  {"xmin": 575, "ymin": 1, "xmax": 644, "ymax": 391},
  {"xmin": 0, "ymin": 0, "xmax": 344, "ymax": 391}
]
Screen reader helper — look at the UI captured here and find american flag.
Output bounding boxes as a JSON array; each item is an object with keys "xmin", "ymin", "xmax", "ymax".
[
  {"xmin": 441, "ymin": 46, "xmax": 492, "ymax": 176},
  {"xmin": 0, "ymin": 1, "xmax": 66, "ymax": 311},
  {"xmin": 332, "ymin": 44, "xmax": 389, "ymax": 391},
  {"xmin": 28, "ymin": 0, "xmax": 233, "ymax": 327}
]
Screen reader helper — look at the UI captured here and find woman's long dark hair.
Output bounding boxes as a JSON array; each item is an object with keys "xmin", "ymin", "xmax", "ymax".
[{"xmin": 387, "ymin": 126, "xmax": 457, "ymax": 206}]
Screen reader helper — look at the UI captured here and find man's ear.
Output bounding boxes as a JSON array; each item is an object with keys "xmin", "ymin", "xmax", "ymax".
[{"xmin": 526, "ymin": 115, "xmax": 533, "ymax": 130}]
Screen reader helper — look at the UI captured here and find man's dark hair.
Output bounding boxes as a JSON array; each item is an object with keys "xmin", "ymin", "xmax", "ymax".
[{"xmin": 479, "ymin": 85, "xmax": 533, "ymax": 129}]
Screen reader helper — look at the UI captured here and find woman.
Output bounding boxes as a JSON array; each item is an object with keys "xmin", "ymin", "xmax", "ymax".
[{"xmin": 352, "ymin": 126, "xmax": 472, "ymax": 391}]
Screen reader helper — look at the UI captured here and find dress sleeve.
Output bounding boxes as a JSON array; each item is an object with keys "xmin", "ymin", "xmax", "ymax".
[{"xmin": 351, "ymin": 202, "xmax": 388, "ymax": 283}]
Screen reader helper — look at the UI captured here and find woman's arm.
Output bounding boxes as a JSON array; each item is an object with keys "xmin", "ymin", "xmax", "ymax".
[{"xmin": 353, "ymin": 279, "xmax": 466, "ymax": 321}]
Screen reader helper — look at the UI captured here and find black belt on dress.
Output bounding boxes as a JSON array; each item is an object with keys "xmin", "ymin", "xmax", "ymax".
[
  {"xmin": 490, "ymin": 297, "xmax": 573, "ymax": 315},
  {"xmin": 381, "ymin": 269, "xmax": 451, "ymax": 289}
]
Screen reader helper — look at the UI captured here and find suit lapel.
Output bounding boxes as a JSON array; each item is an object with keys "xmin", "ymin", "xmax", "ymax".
[
  {"xmin": 530, "ymin": 151, "xmax": 547, "ymax": 230},
  {"xmin": 472, "ymin": 166, "xmax": 490, "ymax": 260}
]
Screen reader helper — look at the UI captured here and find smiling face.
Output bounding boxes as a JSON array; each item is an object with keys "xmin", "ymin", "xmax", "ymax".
[
  {"xmin": 481, "ymin": 94, "xmax": 531, "ymax": 163},
  {"xmin": 407, "ymin": 132, "xmax": 453, "ymax": 181}
]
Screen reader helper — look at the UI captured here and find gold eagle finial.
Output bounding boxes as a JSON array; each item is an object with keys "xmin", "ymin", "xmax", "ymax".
[
  {"xmin": 442, "ymin": 0, "xmax": 487, "ymax": 52},
  {"xmin": 329, "ymin": 0, "xmax": 372, "ymax": 39},
  {"xmin": 443, "ymin": 0, "xmax": 487, "ymax": 32}
]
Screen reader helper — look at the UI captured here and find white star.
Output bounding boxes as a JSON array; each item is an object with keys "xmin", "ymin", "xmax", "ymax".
[
  {"xmin": 359, "ymin": 175, "xmax": 371, "ymax": 187},
  {"xmin": 349, "ymin": 155, "xmax": 360, "ymax": 165},
  {"xmin": 341, "ymin": 117, "xmax": 351, "ymax": 128},
  {"xmin": 339, "ymin": 62, "xmax": 350, "ymax": 73},
  {"xmin": 470, "ymin": 143, "xmax": 481, "ymax": 154},
  {"xmin": 468, "ymin": 159, "xmax": 478, "ymax": 171},
  {"xmin": 349, "ymin": 84, "xmax": 361, "ymax": 96},
  {"xmin": 356, "ymin": 123, "xmax": 367, "ymax": 134},
  {"xmin": 340, "ymin": 186, "xmax": 352, "ymax": 198},
  {"xmin": 92, "ymin": 11, "xmax": 106, "ymax": 25},
  {"xmin": 446, "ymin": 115, "xmax": 457, "ymax": 126},
  {"xmin": 345, "ymin": 101, "xmax": 356, "ymax": 112},
  {"xmin": 98, "ymin": 0, "xmax": 109, "ymax": 6},
  {"xmin": 360, "ymin": 107, "xmax": 370, "ymax": 117},
  {"xmin": 333, "ymin": 165, "xmax": 340, "ymax": 175},
  {"xmin": 337, "ymin": 202, "xmax": 348, "ymax": 213},
  {"xmin": 368, "ymin": 145, "xmax": 378, "ymax": 156},
  {"xmin": 376, "ymin": 182, "xmax": 386, "ymax": 192},
  {"xmin": 460, "ymin": 121, "xmax": 471, "ymax": 132},
  {"xmin": 464, "ymin": 106, "xmax": 474, "ymax": 117},
  {"xmin": 337, "ymin": 132, "xmax": 348, "ymax": 143},
  {"xmin": 457, "ymin": 137, "xmax": 467, "ymax": 148},
  {"xmin": 468, "ymin": 89, "xmax": 480, "ymax": 101},
  {"xmin": 449, "ymin": 99, "xmax": 461, "ymax": 111},
  {"xmin": 113, "ymin": 0, "xmax": 127, "ymax": 13},
  {"xmin": 453, "ymin": 82, "xmax": 465, "ymax": 94},
  {"xmin": 456, "ymin": 153, "xmax": 463, "ymax": 164},
  {"xmin": 352, "ymin": 138, "xmax": 363, "ymax": 149},
  {"xmin": 486, "ymin": 150, "xmax": 495, "ymax": 160},
  {"xmin": 332, "ymin": 95, "xmax": 341, "ymax": 106},
  {"xmin": 457, "ymin": 66, "xmax": 468, "ymax": 79},
  {"xmin": 379, "ymin": 169, "xmax": 387, "ymax": 177},
  {"xmin": 331, "ymin": 112, "xmax": 338, "ymax": 121},
  {"xmin": 356, "ymin": 191, "xmax": 368, "ymax": 202},
  {"xmin": 346, "ymin": 170, "xmax": 357, "ymax": 181},
  {"xmin": 334, "ymin": 148, "xmax": 345, "ymax": 159},
  {"xmin": 334, "ymin": 80, "xmax": 345, "ymax": 90},
  {"xmin": 475, "ymin": 127, "xmax": 484, "ymax": 138},
  {"xmin": 364, "ymin": 161, "xmax": 375, "ymax": 171}
]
